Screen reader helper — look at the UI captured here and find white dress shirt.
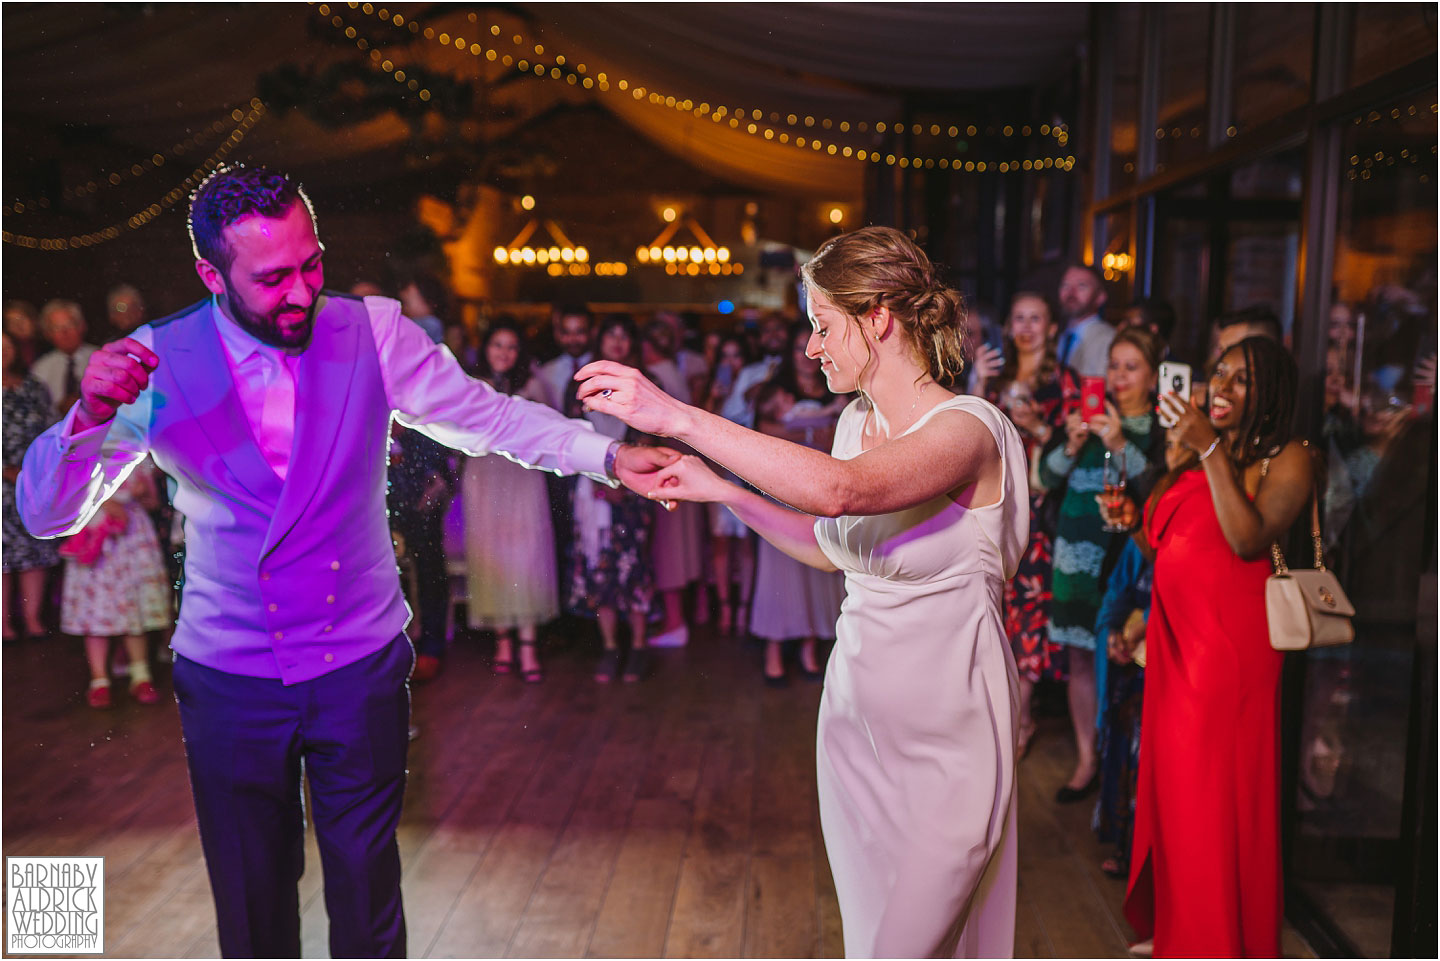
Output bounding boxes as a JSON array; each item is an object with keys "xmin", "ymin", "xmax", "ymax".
[
  {"xmin": 212, "ymin": 305, "xmax": 300, "ymax": 478},
  {"xmin": 537, "ymin": 351, "xmax": 592, "ymax": 411},
  {"xmin": 19, "ymin": 296, "xmax": 615, "ymax": 539},
  {"xmin": 720, "ymin": 356, "xmax": 783, "ymax": 428}
]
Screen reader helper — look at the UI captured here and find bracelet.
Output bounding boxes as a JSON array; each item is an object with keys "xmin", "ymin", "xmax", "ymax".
[
  {"xmin": 1197, "ymin": 436, "xmax": 1221, "ymax": 462},
  {"xmin": 603, "ymin": 441, "xmax": 620, "ymax": 481}
]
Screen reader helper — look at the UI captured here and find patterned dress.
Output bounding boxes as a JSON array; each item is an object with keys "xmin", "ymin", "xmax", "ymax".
[
  {"xmin": 59, "ymin": 469, "xmax": 172, "ymax": 637},
  {"xmin": 987, "ymin": 370, "xmax": 1070, "ymax": 681},
  {"xmin": 566, "ymin": 411, "xmax": 654, "ymax": 616},
  {"xmin": 3, "ymin": 376, "xmax": 60, "ymax": 572},
  {"xmin": 1040, "ymin": 411, "xmax": 1157, "ymax": 651},
  {"xmin": 1091, "ymin": 540, "xmax": 1153, "ymax": 872}
]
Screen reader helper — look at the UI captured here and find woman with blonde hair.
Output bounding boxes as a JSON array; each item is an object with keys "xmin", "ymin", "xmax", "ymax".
[{"xmin": 577, "ymin": 226, "xmax": 1027, "ymax": 957}]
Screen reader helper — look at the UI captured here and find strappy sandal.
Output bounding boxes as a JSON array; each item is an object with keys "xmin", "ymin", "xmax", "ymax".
[
  {"xmin": 518, "ymin": 640, "xmax": 543, "ymax": 684},
  {"xmin": 493, "ymin": 637, "xmax": 515, "ymax": 676}
]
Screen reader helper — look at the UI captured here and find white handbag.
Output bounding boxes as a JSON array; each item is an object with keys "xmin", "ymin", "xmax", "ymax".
[{"xmin": 1266, "ymin": 486, "xmax": 1355, "ymax": 651}]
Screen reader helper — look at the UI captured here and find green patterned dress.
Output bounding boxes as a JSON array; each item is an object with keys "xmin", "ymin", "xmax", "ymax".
[{"xmin": 1039, "ymin": 412, "xmax": 1156, "ymax": 651}]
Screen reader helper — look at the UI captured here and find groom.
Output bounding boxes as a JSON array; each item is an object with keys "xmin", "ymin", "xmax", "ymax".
[{"xmin": 17, "ymin": 164, "xmax": 677, "ymax": 958}]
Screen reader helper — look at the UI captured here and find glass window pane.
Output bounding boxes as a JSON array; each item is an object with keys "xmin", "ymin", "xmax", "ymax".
[
  {"xmin": 1291, "ymin": 86, "xmax": 1437, "ymax": 958},
  {"xmin": 1351, "ymin": 4, "xmax": 1438, "ymax": 89},
  {"xmin": 1233, "ymin": 4, "xmax": 1313, "ymax": 134},
  {"xmin": 1155, "ymin": 4, "xmax": 1211, "ymax": 173},
  {"xmin": 1108, "ymin": 5, "xmax": 1143, "ymax": 192},
  {"xmin": 1152, "ymin": 196, "xmax": 1211, "ymax": 365}
]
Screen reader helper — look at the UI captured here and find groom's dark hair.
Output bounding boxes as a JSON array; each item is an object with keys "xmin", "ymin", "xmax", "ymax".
[{"xmin": 187, "ymin": 164, "xmax": 317, "ymax": 273}]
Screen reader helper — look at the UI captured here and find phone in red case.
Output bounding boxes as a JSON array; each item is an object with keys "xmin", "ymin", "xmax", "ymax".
[{"xmin": 1080, "ymin": 376, "xmax": 1106, "ymax": 423}]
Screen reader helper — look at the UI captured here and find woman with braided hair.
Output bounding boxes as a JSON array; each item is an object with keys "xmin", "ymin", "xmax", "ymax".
[
  {"xmin": 576, "ymin": 226, "xmax": 1027, "ymax": 957},
  {"xmin": 1120, "ymin": 335, "xmax": 1313, "ymax": 957}
]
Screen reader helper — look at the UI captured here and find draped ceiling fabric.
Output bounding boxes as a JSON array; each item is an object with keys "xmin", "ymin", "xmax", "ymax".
[
  {"xmin": 2, "ymin": 3, "xmax": 1086, "ymax": 208},
  {"xmin": 521, "ymin": 2, "xmax": 1088, "ymax": 197}
]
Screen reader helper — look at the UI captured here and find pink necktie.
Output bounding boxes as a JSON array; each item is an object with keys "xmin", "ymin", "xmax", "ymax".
[{"xmin": 256, "ymin": 351, "xmax": 297, "ymax": 479}]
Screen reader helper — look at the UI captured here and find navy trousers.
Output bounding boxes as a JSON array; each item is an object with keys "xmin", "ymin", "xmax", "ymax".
[{"xmin": 173, "ymin": 634, "xmax": 413, "ymax": 959}]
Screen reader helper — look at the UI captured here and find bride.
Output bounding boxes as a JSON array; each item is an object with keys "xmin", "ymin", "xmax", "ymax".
[{"xmin": 576, "ymin": 226, "xmax": 1028, "ymax": 958}]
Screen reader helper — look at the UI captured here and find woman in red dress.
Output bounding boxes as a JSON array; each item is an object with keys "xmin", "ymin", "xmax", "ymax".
[{"xmin": 1125, "ymin": 336, "xmax": 1314, "ymax": 957}]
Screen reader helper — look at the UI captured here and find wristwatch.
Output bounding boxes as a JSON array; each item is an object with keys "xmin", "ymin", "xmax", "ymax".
[{"xmin": 604, "ymin": 441, "xmax": 621, "ymax": 481}]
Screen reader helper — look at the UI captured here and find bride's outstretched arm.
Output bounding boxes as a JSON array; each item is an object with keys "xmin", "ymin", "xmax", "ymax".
[
  {"xmin": 577, "ymin": 360, "xmax": 999, "ymax": 518},
  {"xmin": 650, "ymin": 456, "xmax": 837, "ymax": 572}
]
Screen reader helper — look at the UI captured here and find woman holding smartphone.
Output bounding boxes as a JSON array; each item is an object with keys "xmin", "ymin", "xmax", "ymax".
[
  {"xmin": 1122, "ymin": 336, "xmax": 1313, "ymax": 957},
  {"xmin": 1038, "ymin": 327, "xmax": 1164, "ymax": 803},
  {"xmin": 986, "ymin": 292, "xmax": 1068, "ymax": 756}
]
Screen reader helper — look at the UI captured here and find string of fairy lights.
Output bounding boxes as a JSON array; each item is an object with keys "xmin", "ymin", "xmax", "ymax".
[
  {"xmin": 6, "ymin": 105, "xmax": 253, "ymax": 217},
  {"xmin": 320, "ymin": 2, "xmax": 1077, "ymax": 172},
  {"xmin": 2, "ymin": 100, "xmax": 267, "ymax": 250}
]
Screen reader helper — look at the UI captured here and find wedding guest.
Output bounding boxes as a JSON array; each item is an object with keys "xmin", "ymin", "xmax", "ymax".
[
  {"xmin": 1208, "ymin": 304, "xmax": 1283, "ymax": 367},
  {"xmin": 702, "ymin": 332, "xmax": 757, "ymax": 633},
  {"xmin": 106, "ymin": 284, "xmax": 147, "ymax": 335},
  {"xmin": 643, "ymin": 317, "xmax": 706, "ymax": 643},
  {"xmin": 395, "ymin": 270, "xmax": 448, "ymax": 344},
  {"xmin": 538, "ymin": 304, "xmax": 594, "ymax": 412},
  {"xmin": 1089, "ymin": 435, "xmax": 1186, "ymax": 880},
  {"xmin": 3, "ymin": 331, "xmax": 59, "ymax": 640},
  {"xmin": 1126, "ymin": 336, "xmax": 1313, "ymax": 957},
  {"xmin": 1056, "ymin": 264, "xmax": 1116, "ymax": 377},
  {"xmin": 60, "ymin": 464, "xmax": 171, "ymax": 708},
  {"xmin": 1118, "ymin": 298, "xmax": 1176, "ymax": 346},
  {"xmin": 985, "ymin": 292, "xmax": 1069, "ymax": 755},
  {"xmin": 1039, "ymin": 327, "xmax": 1164, "ymax": 803},
  {"xmin": 749, "ymin": 322, "xmax": 847, "ymax": 685},
  {"xmin": 3, "ymin": 300, "xmax": 43, "ymax": 368},
  {"xmin": 566, "ymin": 315, "xmax": 657, "ymax": 683},
  {"xmin": 462, "ymin": 321, "xmax": 558, "ymax": 682},
  {"xmin": 31, "ymin": 299, "xmax": 99, "ymax": 416},
  {"xmin": 389, "ymin": 420, "xmax": 453, "ymax": 683}
]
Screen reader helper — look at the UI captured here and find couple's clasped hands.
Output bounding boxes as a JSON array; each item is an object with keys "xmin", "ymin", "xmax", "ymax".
[{"xmin": 580, "ymin": 360, "xmax": 733, "ymax": 507}]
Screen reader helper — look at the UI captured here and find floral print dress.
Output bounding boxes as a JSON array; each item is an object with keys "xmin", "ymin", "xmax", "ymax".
[
  {"xmin": 565, "ymin": 411, "xmax": 654, "ymax": 616},
  {"xmin": 988, "ymin": 370, "xmax": 1071, "ymax": 681},
  {"xmin": 2, "ymin": 376, "xmax": 60, "ymax": 572}
]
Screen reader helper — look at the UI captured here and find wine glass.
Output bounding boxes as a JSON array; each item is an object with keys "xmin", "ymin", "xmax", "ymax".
[{"xmin": 1101, "ymin": 448, "xmax": 1130, "ymax": 533}]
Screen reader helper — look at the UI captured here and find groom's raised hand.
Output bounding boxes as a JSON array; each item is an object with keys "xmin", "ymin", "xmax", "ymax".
[{"xmin": 74, "ymin": 337, "xmax": 160, "ymax": 432}]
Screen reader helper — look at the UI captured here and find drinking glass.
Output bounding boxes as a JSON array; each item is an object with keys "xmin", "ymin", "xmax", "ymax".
[{"xmin": 1101, "ymin": 448, "xmax": 1130, "ymax": 533}]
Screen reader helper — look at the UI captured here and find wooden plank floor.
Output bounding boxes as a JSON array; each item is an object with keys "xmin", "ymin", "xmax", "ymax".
[{"xmin": 2, "ymin": 625, "xmax": 1313, "ymax": 958}]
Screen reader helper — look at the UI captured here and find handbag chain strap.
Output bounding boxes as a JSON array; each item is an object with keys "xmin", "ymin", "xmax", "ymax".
[{"xmin": 1262, "ymin": 445, "xmax": 1325, "ymax": 575}]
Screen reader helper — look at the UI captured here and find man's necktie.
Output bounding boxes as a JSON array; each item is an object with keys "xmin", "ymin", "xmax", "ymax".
[
  {"xmin": 1058, "ymin": 329, "xmax": 1079, "ymax": 370},
  {"xmin": 63, "ymin": 354, "xmax": 80, "ymax": 399},
  {"xmin": 256, "ymin": 352, "xmax": 297, "ymax": 479}
]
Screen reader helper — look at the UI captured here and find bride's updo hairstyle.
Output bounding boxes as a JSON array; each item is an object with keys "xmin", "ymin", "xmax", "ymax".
[{"xmin": 800, "ymin": 226, "xmax": 968, "ymax": 388}]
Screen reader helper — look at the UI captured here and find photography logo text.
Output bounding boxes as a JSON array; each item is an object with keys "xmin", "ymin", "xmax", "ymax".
[{"xmin": 6, "ymin": 857, "xmax": 104, "ymax": 955}]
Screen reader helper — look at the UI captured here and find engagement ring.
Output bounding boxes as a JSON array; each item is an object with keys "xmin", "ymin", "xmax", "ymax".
[{"xmin": 601, "ymin": 389, "xmax": 613, "ymax": 397}]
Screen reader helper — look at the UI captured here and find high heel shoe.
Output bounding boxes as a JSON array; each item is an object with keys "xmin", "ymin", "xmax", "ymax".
[
  {"xmin": 492, "ymin": 638, "xmax": 515, "ymax": 676},
  {"xmin": 517, "ymin": 640, "xmax": 543, "ymax": 684}
]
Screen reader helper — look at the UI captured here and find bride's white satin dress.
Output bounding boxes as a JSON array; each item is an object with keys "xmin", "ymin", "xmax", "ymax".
[{"xmin": 814, "ymin": 394, "xmax": 1027, "ymax": 958}]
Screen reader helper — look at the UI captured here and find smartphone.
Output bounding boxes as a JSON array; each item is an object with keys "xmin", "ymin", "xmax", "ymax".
[
  {"xmin": 1157, "ymin": 362, "xmax": 1192, "ymax": 428},
  {"xmin": 1080, "ymin": 376, "xmax": 1106, "ymax": 423},
  {"xmin": 714, "ymin": 363, "xmax": 735, "ymax": 392},
  {"xmin": 1414, "ymin": 381, "xmax": 1434, "ymax": 416}
]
